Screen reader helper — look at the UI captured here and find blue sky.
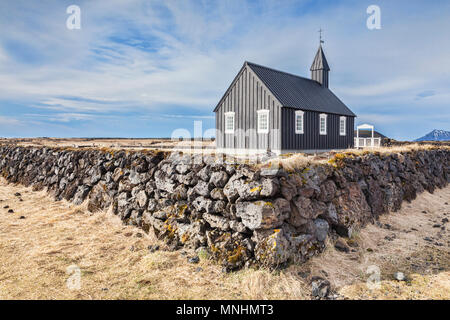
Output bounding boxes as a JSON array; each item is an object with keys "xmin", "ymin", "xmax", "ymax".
[{"xmin": 0, "ymin": 0, "xmax": 449, "ymax": 140}]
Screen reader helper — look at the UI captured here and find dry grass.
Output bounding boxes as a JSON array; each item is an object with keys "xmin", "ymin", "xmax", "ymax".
[
  {"xmin": 0, "ymin": 138, "xmax": 215, "ymax": 153},
  {"xmin": 0, "ymin": 178, "xmax": 309, "ymax": 300},
  {"xmin": 0, "ymin": 177, "xmax": 448, "ymax": 300},
  {"xmin": 264, "ymin": 153, "xmax": 329, "ymax": 172},
  {"xmin": 304, "ymin": 184, "xmax": 450, "ymax": 299},
  {"xmin": 339, "ymin": 272, "xmax": 450, "ymax": 300},
  {"xmin": 346, "ymin": 143, "xmax": 450, "ymax": 155},
  {"xmin": 267, "ymin": 143, "xmax": 450, "ymax": 172}
]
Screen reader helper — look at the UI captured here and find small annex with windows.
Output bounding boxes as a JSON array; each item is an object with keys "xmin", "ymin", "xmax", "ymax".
[{"xmin": 257, "ymin": 109, "xmax": 269, "ymax": 134}]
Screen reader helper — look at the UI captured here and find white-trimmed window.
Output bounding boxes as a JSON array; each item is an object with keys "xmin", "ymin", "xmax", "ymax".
[
  {"xmin": 319, "ymin": 113, "xmax": 327, "ymax": 135},
  {"xmin": 257, "ymin": 109, "xmax": 269, "ymax": 134},
  {"xmin": 295, "ymin": 110, "xmax": 304, "ymax": 134},
  {"xmin": 339, "ymin": 116, "xmax": 346, "ymax": 136},
  {"xmin": 224, "ymin": 112, "xmax": 235, "ymax": 134}
]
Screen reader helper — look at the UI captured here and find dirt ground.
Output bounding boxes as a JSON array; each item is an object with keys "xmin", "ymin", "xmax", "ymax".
[{"xmin": 0, "ymin": 178, "xmax": 448, "ymax": 300}]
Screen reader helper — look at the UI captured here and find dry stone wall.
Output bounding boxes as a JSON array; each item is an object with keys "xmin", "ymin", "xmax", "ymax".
[{"xmin": 0, "ymin": 145, "xmax": 448, "ymax": 270}]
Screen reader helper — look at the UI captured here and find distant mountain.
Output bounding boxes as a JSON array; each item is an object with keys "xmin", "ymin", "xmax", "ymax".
[{"xmin": 415, "ymin": 129, "xmax": 450, "ymax": 141}]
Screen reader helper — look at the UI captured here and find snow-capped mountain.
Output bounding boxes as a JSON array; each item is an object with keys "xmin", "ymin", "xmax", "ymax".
[{"xmin": 415, "ymin": 129, "xmax": 450, "ymax": 141}]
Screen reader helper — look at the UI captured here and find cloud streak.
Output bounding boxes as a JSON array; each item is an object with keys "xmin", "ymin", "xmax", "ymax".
[{"xmin": 0, "ymin": 0, "xmax": 449, "ymax": 140}]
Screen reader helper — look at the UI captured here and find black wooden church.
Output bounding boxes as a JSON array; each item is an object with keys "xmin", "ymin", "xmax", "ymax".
[{"xmin": 214, "ymin": 44, "xmax": 356, "ymax": 155}]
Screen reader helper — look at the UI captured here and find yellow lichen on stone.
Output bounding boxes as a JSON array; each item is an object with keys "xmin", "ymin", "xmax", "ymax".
[
  {"xmin": 163, "ymin": 222, "xmax": 177, "ymax": 239},
  {"xmin": 176, "ymin": 204, "xmax": 188, "ymax": 216},
  {"xmin": 328, "ymin": 152, "xmax": 351, "ymax": 168},
  {"xmin": 227, "ymin": 245, "xmax": 245, "ymax": 264},
  {"xmin": 181, "ymin": 233, "xmax": 189, "ymax": 243},
  {"xmin": 264, "ymin": 202, "xmax": 274, "ymax": 208}
]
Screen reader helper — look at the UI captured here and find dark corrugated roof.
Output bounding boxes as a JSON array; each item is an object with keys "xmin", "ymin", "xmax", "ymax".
[
  {"xmin": 247, "ymin": 62, "xmax": 356, "ymax": 117},
  {"xmin": 310, "ymin": 45, "xmax": 330, "ymax": 71}
]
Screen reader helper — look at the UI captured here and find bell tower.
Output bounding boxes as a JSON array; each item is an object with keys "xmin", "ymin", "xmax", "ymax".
[{"xmin": 310, "ymin": 29, "xmax": 330, "ymax": 88}]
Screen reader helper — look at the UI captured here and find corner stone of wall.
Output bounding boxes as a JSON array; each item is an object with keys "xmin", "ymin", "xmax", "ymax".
[{"xmin": 0, "ymin": 145, "xmax": 449, "ymax": 270}]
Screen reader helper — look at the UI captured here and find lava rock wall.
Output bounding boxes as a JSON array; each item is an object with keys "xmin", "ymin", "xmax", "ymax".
[{"xmin": 0, "ymin": 145, "xmax": 448, "ymax": 269}]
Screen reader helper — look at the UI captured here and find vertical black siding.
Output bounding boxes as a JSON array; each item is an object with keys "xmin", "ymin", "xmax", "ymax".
[
  {"xmin": 281, "ymin": 107, "xmax": 354, "ymax": 150},
  {"xmin": 215, "ymin": 66, "xmax": 282, "ymax": 151}
]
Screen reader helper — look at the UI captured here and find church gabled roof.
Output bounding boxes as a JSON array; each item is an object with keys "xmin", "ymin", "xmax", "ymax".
[
  {"xmin": 310, "ymin": 45, "xmax": 330, "ymax": 71},
  {"xmin": 246, "ymin": 62, "xmax": 355, "ymax": 117}
]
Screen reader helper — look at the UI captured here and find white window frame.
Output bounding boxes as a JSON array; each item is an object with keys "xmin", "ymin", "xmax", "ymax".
[
  {"xmin": 319, "ymin": 113, "xmax": 327, "ymax": 135},
  {"xmin": 295, "ymin": 110, "xmax": 304, "ymax": 134},
  {"xmin": 257, "ymin": 109, "xmax": 270, "ymax": 134},
  {"xmin": 224, "ymin": 112, "xmax": 235, "ymax": 134},
  {"xmin": 339, "ymin": 116, "xmax": 346, "ymax": 136}
]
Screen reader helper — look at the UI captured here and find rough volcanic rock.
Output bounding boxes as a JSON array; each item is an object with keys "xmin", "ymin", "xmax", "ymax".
[
  {"xmin": 314, "ymin": 218, "xmax": 329, "ymax": 242},
  {"xmin": 332, "ymin": 182, "xmax": 372, "ymax": 237},
  {"xmin": 318, "ymin": 179, "xmax": 337, "ymax": 202},
  {"xmin": 209, "ymin": 171, "xmax": 229, "ymax": 188},
  {"xmin": 235, "ymin": 198, "xmax": 290, "ymax": 230},
  {"xmin": 260, "ymin": 178, "xmax": 279, "ymax": 197},
  {"xmin": 73, "ymin": 185, "xmax": 90, "ymax": 205},
  {"xmin": 210, "ymin": 188, "xmax": 226, "ymax": 200},
  {"xmin": 88, "ymin": 182, "xmax": 113, "ymax": 212},
  {"xmin": 0, "ymin": 145, "xmax": 448, "ymax": 271}
]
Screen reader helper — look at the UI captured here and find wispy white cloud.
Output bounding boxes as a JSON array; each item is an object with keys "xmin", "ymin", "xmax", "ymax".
[
  {"xmin": 0, "ymin": 116, "xmax": 21, "ymax": 125},
  {"xmin": 24, "ymin": 112, "xmax": 98, "ymax": 123},
  {"xmin": 155, "ymin": 114, "xmax": 215, "ymax": 119},
  {"xmin": 337, "ymin": 77, "xmax": 426, "ymax": 97},
  {"xmin": 0, "ymin": 0, "xmax": 449, "ymax": 139}
]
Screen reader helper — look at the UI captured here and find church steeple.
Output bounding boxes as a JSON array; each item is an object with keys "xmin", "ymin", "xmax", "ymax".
[{"xmin": 310, "ymin": 30, "xmax": 330, "ymax": 88}]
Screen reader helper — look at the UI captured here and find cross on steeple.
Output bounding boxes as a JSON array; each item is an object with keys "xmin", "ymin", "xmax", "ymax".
[{"xmin": 318, "ymin": 28, "xmax": 324, "ymax": 44}]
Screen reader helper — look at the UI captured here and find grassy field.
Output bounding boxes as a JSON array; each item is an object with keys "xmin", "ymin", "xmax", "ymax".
[
  {"xmin": 0, "ymin": 137, "xmax": 215, "ymax": 153},
  {"xmin": 0, "ymin": 178, "xmax": 449, "ymax": 300}
]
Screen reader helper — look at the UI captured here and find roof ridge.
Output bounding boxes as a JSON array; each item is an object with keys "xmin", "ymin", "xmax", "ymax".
[
  {"xmin": 214, "ymin": 61, "xmax": 356, "ymax": 117},
  {"xmin": 246, "ymin": 61, "xmax": 316, "ymax": 83}
]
